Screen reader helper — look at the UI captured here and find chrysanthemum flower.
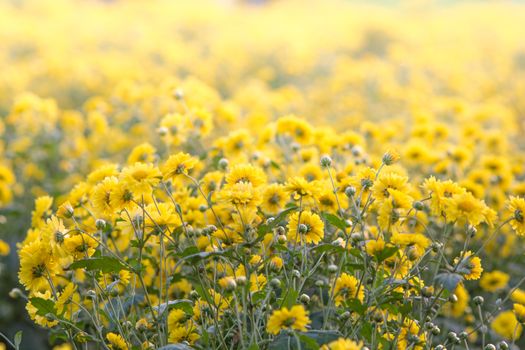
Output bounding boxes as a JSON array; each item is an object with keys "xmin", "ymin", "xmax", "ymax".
[
  {"xmin": 161, "ymin": 152, "xmax": 198, "ymax": 180},
  {"xmin": 491, "ymin": 310, "xmax": 522, "ymax": 340},
  {"xmin": 19, "ymin": 240, "xmax": 58, "ymax": 291},
  {"xmin": 287, "ymin": 210, "xmax": 324, "ymax": 244},
  {"xmin": 506, "ymin": 196, "xmax": 525, "ymax": 236},
  {"xmin": 480, "ymin": 270, "xmax": 509, "ymax": 292},
  {"xmin": 106, "ymin": 332, "xmax": 128, "ymax": 350},
  {"xmin": 333, "ymin": 272, "xmax": 364, "ymax": 306},
  {"xmin": 266, "ymin": 305, "xmax": 311, "ymax": 335},
  {"xmin": 454, "ymin": 251, "xmax": 483, "ymax": 280},
  {"xmin": 322, "ymin": 338, "xmax": 363, "ymax": 350}
]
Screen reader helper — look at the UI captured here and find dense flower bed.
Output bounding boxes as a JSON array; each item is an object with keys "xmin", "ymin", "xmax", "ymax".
[{"xmin": 1, "ymin": 1, "xmax": 525, "ymax": 350}]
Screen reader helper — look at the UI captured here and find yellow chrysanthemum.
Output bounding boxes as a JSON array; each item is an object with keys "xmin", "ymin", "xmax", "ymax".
[
  {"xmin": 266, "ymin": 305, "xmax": 311, "ymax": 335},
  {"xmin": 333, "ymin": 272, "xmax": 365, "ymax": 306},
  {"xmin": 287, "ymin": 210, "xmax": 324, "ymax": 245}
]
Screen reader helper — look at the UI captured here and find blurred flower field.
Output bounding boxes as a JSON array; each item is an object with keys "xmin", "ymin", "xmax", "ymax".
[{"xmin": 1, "ymin": 0, "xmax": 525, "ymax": 349}]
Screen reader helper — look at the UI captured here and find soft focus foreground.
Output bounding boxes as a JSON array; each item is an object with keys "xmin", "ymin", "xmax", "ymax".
[{"xmin": 1, "ymin": 0, "xmax": 525, "ymax": 349}]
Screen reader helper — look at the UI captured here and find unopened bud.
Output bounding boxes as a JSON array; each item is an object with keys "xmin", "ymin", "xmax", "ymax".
[{"xmin": 320, "ymin": 155, "xmax": 332, "ymax": 168}]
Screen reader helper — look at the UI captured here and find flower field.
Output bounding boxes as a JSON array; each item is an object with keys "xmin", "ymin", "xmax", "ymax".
[{"xmin": 1, "ymin": 1, "xmax": 525, "ymax": 349}]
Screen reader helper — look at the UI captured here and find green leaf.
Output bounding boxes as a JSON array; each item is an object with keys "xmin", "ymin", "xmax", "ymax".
[
  {"xmin": 14, "ymin": 331, "xmax": 22, "ymax": 350},
  {"xmin": 281, "ymin": 289, "xmax": 299, "ymax": 308},
  {"xmin": 305, "ymin": 330, "xmax": 342, "ymax": 345},
  {"xmin": 344, "ymin": 298, "xmax": 367, "ymax": 315},
  {"xmin": 29, "ymin": 297, "xmax": 56, "ymax": 317},
  {"xmin": 153, "ymin": 299, "xmax": 193, "ymax": 316},
  {"xmin": 298, "ymin": 334, "xmax": 320, "ymax": 350},
  {"xmin": 375, "ymin": 246, "xmax": 399, "ymax": 263},
  {"xmin": 310, "ymin": 243, "xmax": 346, "ymax": 254},
  {"xmin": 69, "ymin": 257, "xmax": 127, "ymax": 273},
  {"xmin": 321, "ymin": 213, "xmax": 348, "ymax": 231},
  {"xmin": 435, "ymin": 272, "xmax": 463, "ymax": 292}
]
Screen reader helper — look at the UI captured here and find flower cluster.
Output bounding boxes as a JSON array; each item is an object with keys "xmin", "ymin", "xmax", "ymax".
[
  {"xmin": 0, "ymin": 1, "xmax": 525, "ymax": 350},
  {"xmin": 13, "ymin": 106, "xmax": 525, "ymax": 349}
]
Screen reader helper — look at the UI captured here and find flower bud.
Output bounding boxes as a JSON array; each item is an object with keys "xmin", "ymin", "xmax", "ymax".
[
  {"xmin": 345, "ymin": 186, "xmax": 356, "ymax": 197},
  {"xmin": 382, "ymin": 149, "xmax": 399, "ymax": 165},
  {"xmin": 270, "ymin": 278, "xmax": 281, "ymax": 289},
  {"xmin": 96, "ymin": 219, "xmax": 106, "ymax": 230},
  {"xmin": 158, "ymin": 126, "xmax": 169, "ymax": 136},
  {"xmin": 340, "ymin": 311, "xmax": 351, "ymax": 320},
  {"xmin": 298, "ymin": 224, "xmax": 308, "ymax": 234},
  {"xmin": 9, "ymin": 288, "xmax": 24, "ymax": 299},
  {"xmin": 485, "ymin": 345, "xmax": 496, "ymax": 350},
  {"xmin": 498, "ymin": 341, "xmax": 509, "ymax": 350},
  {"xmin": 449, "ymin": 293, "xmax": 458, "ymax": 303},
  {"xmin": 300, "ymin": 294, "xmax": 310, "ymax": 304},
  {"xmin": 320, "ymin": 155, "xmax": 332, "ymax": 168},
  {"xmin": 218, "ymin": 158, "xmax": 229, "ymax": 170},
  {"xmin": 327, "ymin": 264, "xmax": 338, "ymax": 274},
  {"xmin": 473, "ymin": 296, "xmax": 484, "ymax": 305},
  {"xmin": 172, "ymin": 88, "xmax": 184, "ymax": 100},
  {"xmin": 413, "ymin": 201, "xmax": 424, "ymax": 211}
]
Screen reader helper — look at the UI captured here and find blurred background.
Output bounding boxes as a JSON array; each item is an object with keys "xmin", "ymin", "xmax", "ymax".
[{"xmin": 1, "ymin": 0, "xmax": 525, "ymax": 349}]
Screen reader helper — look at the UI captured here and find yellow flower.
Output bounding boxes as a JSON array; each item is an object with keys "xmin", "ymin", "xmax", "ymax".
[
  {"xmin": 225, "ymin": 164, "xmax": 267, "ymax": 188},
  {"xmin": 285, "ymin": 176, "xmax": 318, "ymax": 200},
  {"xmin": 161, "ymin": 152, "xmax": 198, "ymax": 180},
  {"xmin": 454, "ymin": 251, "xmax": 483, "ymax": 280},
  {"xmin": 511, "ymin": 289, "xmax": 525, "ymax": 304},
  {"xmin": 266, "ymin": 305, "xmax": 311, "ymax": 335},
  {"xmin": 168, "ymin": 323, "xmax": 200, "ymax": 344},
  {"xmin": 506, "ymin": 196, "xmax": 525, "ymax": 236},
  {"xmin": 31, "ymin": 195, "xmax": 53, "ymax": 228},
  {"xmin": 491, "ymin": 310, "xmax": 522, "ymax": 340},
  {"xmin": 442, "ymin": 192, "xmax": 492, "ymax": 227},
  {"xmin": 333, "ymin": 273, "xmax": 364, "ymax": 306},
  {"xmin": 91, "ymin": 176, "xmax": 119, "ymax": 216},
  {"xmin": 99, "ymin": 270, "xmax": 131, "ymax": 294},
  {"xmin": 391, "ymin": 233, "xmax": 429, "ymax": 259},
  {"xmin": 0, "ymin": 239, "xmax": 9, "ymax": 256},
  {"xmin": 365, "ymin": 238, "xmax": 386, "ymax": 256},
  {"xmin": 480, "ymin": 270, "xmax": 509, "ymax": 292},
  {"xmin": 397, "ymin": 320, "xmax": 425, "ymax": 350},
  {"xmin": 261, "ymin": 184, "xmax": 287, "ymax": 214},
  {"xmin": 220, "ymin": 181, "xmax": 262, "ymax": 208},
  {"xmin": 422, "ymin": 177, "xmax": 465, "ymax": 216},
  {"xmin": 19, "ymin": 240, "xmax": 58, "ymax": 291},
  {"xmin": 127, "ymin": 142, "xmax": 156, "ymax": 164},
  {"xmin": 106, "ymin": 332, "xmax": 128, "ymax": 350},
  {"xmin": 276, "ymin": 115, "xmax": 313, "ymax": 145},
  {"xmin": 63, "ymin": 231, "xmax": 97, "ymax": 259},
  {"xmin": 443, "ymin": 283, "xmax": 469, "ymax": 318},
  {"xmin": 56, "ymin": 283, "xmax": 80, "ymax": 317},
  {"xmin": 120, "ymin": 162, "xmax": 161, "ymax": 196},
  {"xmin": 287, "ymin": 210, "xmax": 324, "ymax": 245},
  {"xmin": 26, "ymin": 290, "xmax": 58, "ymax": 328},
  {"xmin": 322, "ymin": 338, "xmax": 362, "ymax": 350},
  {"xmin": 42, "ymin": 216, "xmax": 68, "ymax": 258},
  {"xmin": 372, "ymin": 173, "xmax": 408, "ymax": 202},
  {"xmin": 513, "ymin": 303, "xmax": 525, "ymax": 323}
]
